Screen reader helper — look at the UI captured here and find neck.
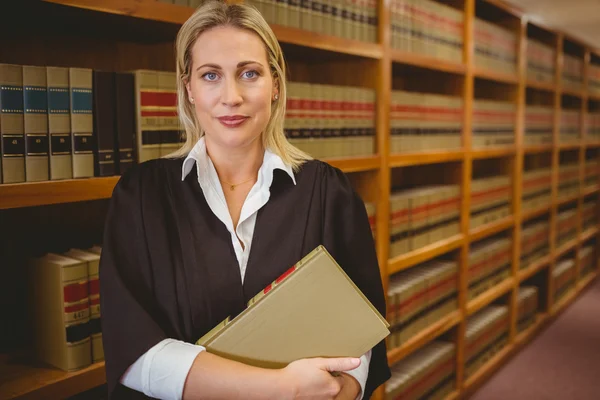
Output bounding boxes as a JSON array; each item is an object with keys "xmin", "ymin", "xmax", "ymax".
[{"xmin": 205, "ymin": 137, "xmax": 264, "ymax": 185}]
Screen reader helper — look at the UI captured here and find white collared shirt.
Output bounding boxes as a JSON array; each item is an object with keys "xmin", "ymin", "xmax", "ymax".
[{"xmin": 120, "ymin": 137, "xmax": 371, "ymax": 399}]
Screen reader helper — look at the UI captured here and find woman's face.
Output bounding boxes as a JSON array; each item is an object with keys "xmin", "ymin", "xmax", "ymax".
[{"xmin": 186, "ymin": 25, "xmax": 277, "ymax": 151}]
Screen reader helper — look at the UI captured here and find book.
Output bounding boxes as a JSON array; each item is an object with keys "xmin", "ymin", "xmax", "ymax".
[
  {"xmin": 196, "ymin": 245, "xmax": 389, "ymax": 368},
  {"xmin": 27, "ymin": 253, "xmax": 92, "ymax": 371}
]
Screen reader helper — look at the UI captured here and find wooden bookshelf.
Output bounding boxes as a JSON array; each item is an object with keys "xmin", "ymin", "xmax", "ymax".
[
  {"xmin": 390, "ymin": 49, "xmax": 467, "ymax": 75},
  {"xmin": 2, "ymin": 0, "xmax": 600, "ymax": 399},
  {"xmin": 0, "ymin": 177, "xmax": 120, "ymax": 210},
  {"xmin": 0, "ymin": 358, "xmax": 105, "ymax": 400},
  {"xmin": 387, "ymin": 234, "xmax": 465, "ymax": 275},
  {"xmin": 389, "ymin": 150, "xmax": 465, "ymax": 168},
  {"xmin": 526, "ymin": 80, "xmax": 556, "ymax": 92},
  {"xmin": 386, "ymin": 311, "xmax": 461, "ymax": 365}
]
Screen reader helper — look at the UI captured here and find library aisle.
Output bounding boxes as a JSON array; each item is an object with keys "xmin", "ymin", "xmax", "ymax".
[{"xmin": 471, "ymin": 275, "xmax": 600, "ymax": 400}]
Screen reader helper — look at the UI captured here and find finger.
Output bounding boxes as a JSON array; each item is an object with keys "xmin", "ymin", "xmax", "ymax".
[{"xmin": 322, "ymin": 357, "xmax": 361, "ymax": 372}]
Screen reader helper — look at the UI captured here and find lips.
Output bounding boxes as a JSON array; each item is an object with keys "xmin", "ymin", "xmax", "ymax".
[{"xmin": 217, "ymin": 115, "xmax": 249, "ymax": 128}]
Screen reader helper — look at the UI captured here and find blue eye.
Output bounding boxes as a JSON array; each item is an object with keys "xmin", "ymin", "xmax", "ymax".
[
  {"xmin": 243, "ymin": 70, "xmax": 258, "ymax": 79},
  {"xmin": 203, "ymin": 72, "xmax": 218, "ymax": 81}
]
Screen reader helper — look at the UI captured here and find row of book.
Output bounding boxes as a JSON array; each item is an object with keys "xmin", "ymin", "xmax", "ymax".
[
  {"xmin": 556, "ymin": 207, "xmax": 578, "ymax": 247},
  {"xmin": 390, "ymin": 0, "xmax": 463, "ymax": 64},
  {"xmin": 467, "ymin": 236, "xmax": 511, "ymax": 300},
  {"xmin": 558, "ymin": 162, "xmax": 581, "ymax": 199},
  {"xmin": 562, "ymin": 54, "xmax": 584, "ymax": 92},
  {"xmin": 465, "ymin": 305, "xmax": 509, "ymax": 379},
  {"xmin": 585, "ymin": 157, "xmax": 600, "ymax": 188},
  {"xmin": 389, "ymin": 185, "xmax": 460, "ymax": 258},
  {"xmin": 474, "ymin": 19, "xmax": 517, "ymax": 76},
  {"xmin": 285, "ymin": 82, "xmax": 376, "ymax": 159},
  {"xmin": 517, "ymin": 286, "xmax": 539, "ymax": 334},
  {"xmin": 246, "ymin": 0, "xmax": 378, "ymax": 43},
  {"xmin": 472, "ymin": 99, "xmax": 516, "ymax": 148},
  {"xmin": 470, "ymin": 175, "xmax": 511, "ymax": 229},
  {"xmin": 579, "ymin": 245, "xmax": 596, "ymax": 279},
  {"xmin": 386, "ymin": 259, "xmax": 457, "ymax": 350},
  {"xmin": 560, "ymin": 110, "xmax": 581, "ymax": 144},
  {"xmin": 385, "ymin": 341, "xmax": 456, "ymax": 400},
  {"xmin": 390, "ymin": 90, "xmax": 462, "ymax": 153},
  {"xmin": 527, "ymin": 39, "xmax": 556, "ymax": 84},
  {"xmin": 553, "ymin": 258, "xmax": 576, "ymax": 303},
  {"xmin": 0, "ymin": 64, "xmax": 137, "ymax": 184},
  {"xmin": 590, "ymin": 64, "xmax": 600, "ymax": 96},
  {"xmin": 520, "ymin": 220, "xmax": 549, "ymax": 270},
  {"xmin": 524, "ymin": 106, "xmax": 553, "ymax": 146},
  {"xmin": 27, "ymin": 247, "xmax": 103, "ymax": 372},
  {"xmin": 522, "ymin": 167, "xmax": 551, "ymax": 212},
  {"xmin": 588, "ymin": 112, "xmax": 600, "ymax": 142}
]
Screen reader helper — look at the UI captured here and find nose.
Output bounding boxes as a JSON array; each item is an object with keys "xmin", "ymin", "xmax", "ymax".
[{"xmin": 221, "ymin": 78, "xmax": 243, "ymax": 107}]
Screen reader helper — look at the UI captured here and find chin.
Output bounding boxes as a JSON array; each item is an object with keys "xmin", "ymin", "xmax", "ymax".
[{"xmin": 208, "ymin": 128, "xmax": 261, "ymax": 150}]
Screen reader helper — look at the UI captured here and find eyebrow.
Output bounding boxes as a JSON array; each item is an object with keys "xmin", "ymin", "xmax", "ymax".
[{"xmin": 196, "ymin": 60, "xmax": 264, "ymax": 72}]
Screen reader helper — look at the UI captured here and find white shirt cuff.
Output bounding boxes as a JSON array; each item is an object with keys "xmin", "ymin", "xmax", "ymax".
[
  {"xmin": 120, "ymin": 338, "xmax": 206, "ymax": 400},
  {"xmin": 343, "ymin": 350, "xmax": 372, "ymax": 400}
]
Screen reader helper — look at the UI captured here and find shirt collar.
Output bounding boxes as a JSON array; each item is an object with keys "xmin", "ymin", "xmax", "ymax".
[{"xmin": 181, "ymin": 136, "xmax": 296, "ymax": 186}]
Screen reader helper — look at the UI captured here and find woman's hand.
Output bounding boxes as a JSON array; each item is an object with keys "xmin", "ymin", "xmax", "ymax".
[{"xmin": 278, "ymin": 357, "xmax": 361, "ymax": 400}]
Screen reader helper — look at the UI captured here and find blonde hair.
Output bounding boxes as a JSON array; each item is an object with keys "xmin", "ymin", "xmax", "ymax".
[{"xmin": 167, "ymin": 0, "xmax": 311, "ymax": 170}]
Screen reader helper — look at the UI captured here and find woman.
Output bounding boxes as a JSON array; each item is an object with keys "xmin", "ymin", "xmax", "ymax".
[{"xmin": 99, "ymin": 1, "xmax": 390, "ymax": 399}]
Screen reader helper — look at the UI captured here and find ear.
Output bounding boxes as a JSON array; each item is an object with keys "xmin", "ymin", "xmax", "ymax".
[
  {"xmin": 272, "ymin": 79, "xmax": 279, "ymax": 98},
  {"xmin": 185, "ymin": 79, "xmax": 193, "ymax": 100}
]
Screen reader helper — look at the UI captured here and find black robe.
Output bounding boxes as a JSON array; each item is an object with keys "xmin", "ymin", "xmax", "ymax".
[{"xmin": 99, "ymin": 157, "xmax": 391, "ymax": 399}]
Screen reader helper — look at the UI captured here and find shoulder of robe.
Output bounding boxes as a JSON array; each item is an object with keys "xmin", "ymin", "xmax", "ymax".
[{"xmin": 113, "ymin": 157, "xmax": 185, "ymax": 196}]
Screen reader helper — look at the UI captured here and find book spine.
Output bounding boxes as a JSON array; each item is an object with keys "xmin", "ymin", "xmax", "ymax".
[
  {"xmin": 69, "ymin": 68, "xmax": 94, "ymax": 178},
  {"xmin": 0, "ymin": 63, "xmax": 26, "ymax": 183},
  {"xmin": 23, "ymin": 65, "xmax": 49, "ymax": 182},
  {"xmin": 92, "ymin": 71, "xmax": 117, "ymax": 177},
  {"xmin": 47, "ymin": 66, "xmax": 73, "ymax": 180},
  {"xmin": 114, "ymin": 72, "xmax": 136, "ymax": 175}
]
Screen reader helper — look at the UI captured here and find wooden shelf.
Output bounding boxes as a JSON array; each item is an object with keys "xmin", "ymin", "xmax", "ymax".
[
  {"xmin": 389, "ymin": 150, "xmax": 464, "ymax": 168},
  {"xmin": 0, "ymin": 177, "xmax": 120, "ymax": 210},
  {"xmin": 577, "ymin": 271, "xmax": 598, "ymax": 291},
  {"xmin": 387, "ymin": 311, "xmax": 461, "ymax": 365},
  {"xmin": 467, "ymin": 278, "xmax": 514, "ymax": 316},
  {"xmin": 519, "ymin": 254, "xmax": 552, "ymax": 282},
  {"xmin": 388, "ymin": 235, "xmax": 465, "ymax": 275},
  {"xmin": 445, "ymin": 390, "xmax": 460, "ymax": 400},
  {"xmin": 526, "ymin": 80, "xmax": 556, "ymax": 92},
  {"xmin": 473, "ymin": 67, "xmax": 519, "ymax": 84},
  {"xmin": 589, "ymin": 93, "xmax": 600, "ymax": 101},
  {"xmin": 43, "ymin": 0, "xmax": 383, "ymax": 59},
  {"xmin": 515, "ymin": 313, "xmax": 548, "ymax": 346},
  {"xmin": 582, "ymin": 186, "xmax": 600, "ymax": 197},
  {"xmin": 585, "ymin": 141, "xmax": 600, "ymax": 148},
  {"xmin": 0, "ymin": 358, "xmax": 105, "ymax": 400},
  {"xmin": 464, "ymin": 343, "xmax": 514, "ymax": 392},
  {"xmin": 271, "ymin": 24, "xmax": 383, "ymax": 59},
  {"xmin": 390, "ymin": 50, "xmax": 466, "ymax": 75},
  {"xmin": 523, "ymin": 144, "xmax": 553, "ymax": 154},
  {"xmin": 469, "ymin": 216, "xmax": 514, "ymax": 243},
  {"xmin": 551, "ymin": 287, "xmax": 578, "ymax": 316},
  {"xmin": 43, "ymin": 0, "xmax": 192, "ymax": 24},
  {"xmin": 561, "ymin": 87, "xmax": 585, "ymax": 98},
  {"xmin": 324, "ymin": 155, "xmax": 381, "ymax": 173},
  {"xmin": 471, "ymin": 146, "xmax": 516, "ymax": 159},
  {"xmin": 558, "ymin": 142, "xmax": 583, "ymax": 151},
  {"xmin": 556, "ymin": 193, "xmax": 580, "ymax": 207},
  {"xmin": 580, "ymin": 227, "xmax": 599, "ymax": 243},
  {"xmin": 521, "ymin": 204, "xmax": 552, "ymax": 222},
  {"xmin": 555, "ymin": 238, "xmax": 579, "ymax": 258}
]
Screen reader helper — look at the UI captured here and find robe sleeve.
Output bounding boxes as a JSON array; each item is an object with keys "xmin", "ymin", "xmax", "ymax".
[
  {"xmin": 320, "ymin": 163, "xmax": 391, "ymax": 399},
  {"xmin": 99, "ymin": 163, "xmax": 168, "ymax": 399}
]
